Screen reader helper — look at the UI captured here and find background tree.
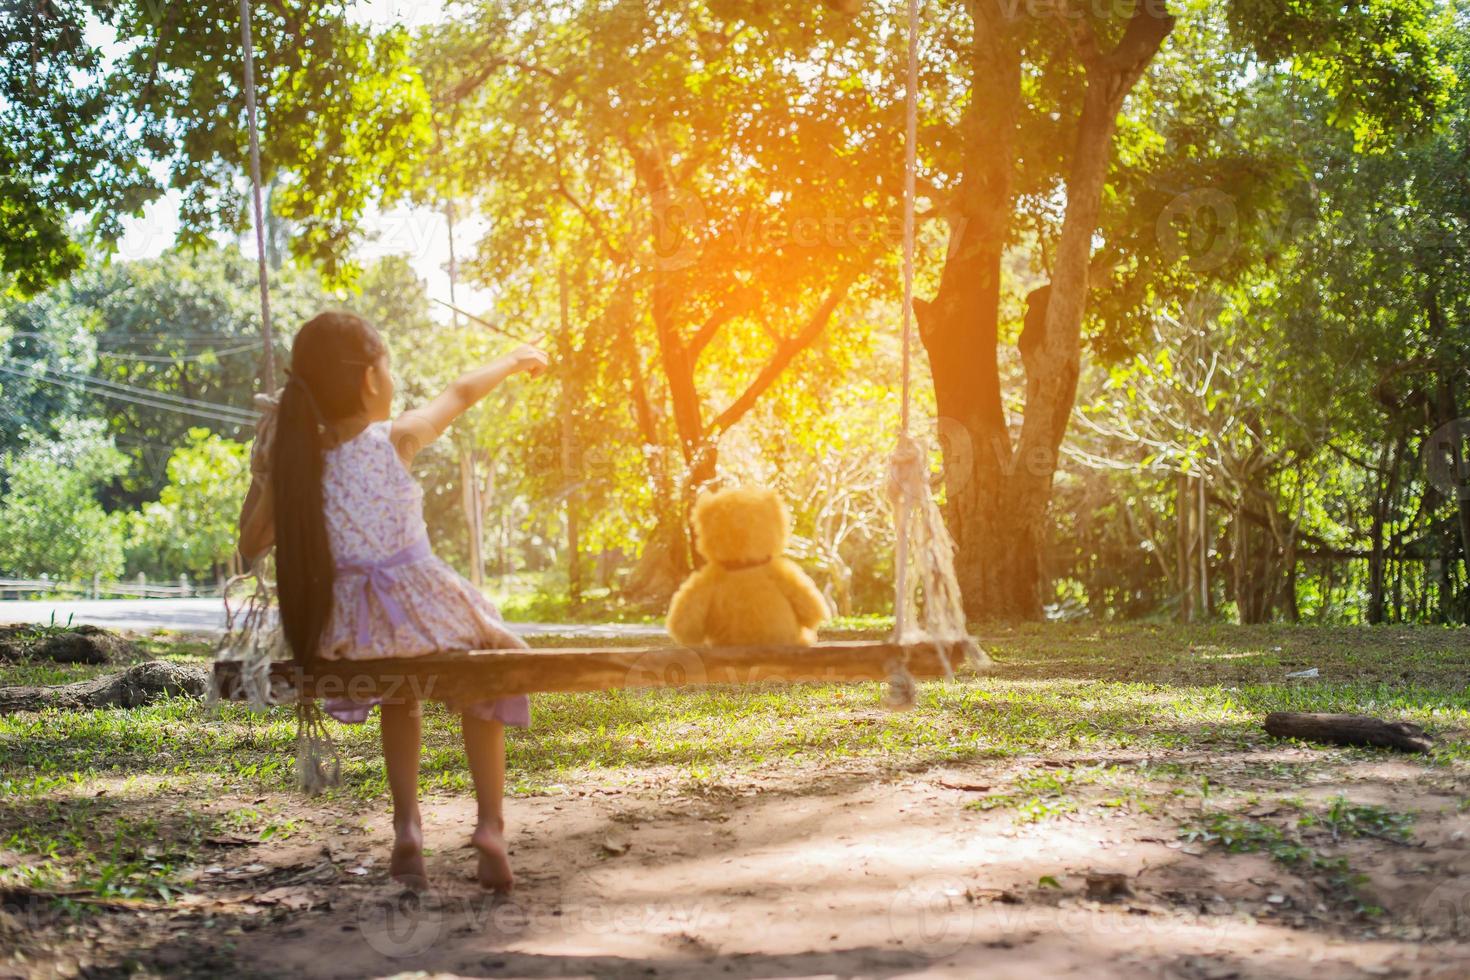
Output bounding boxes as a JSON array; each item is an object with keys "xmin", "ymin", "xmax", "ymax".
[
  {"xmin": 425, "ymin": 0, "xmax": 899, "ymax": 594},
  {"xmin": 127, "ymin": 429, "xmax": 251, "ymax": 583},
  {"xmin": 1274, "ymin": 15, "xmax": 1470, "ymax": 621},
  {"xmin": 2, "ymin": 247, "xmax": 331, "ymax": 507},
  {"xmin": 1, "ymin": 0, "xmax": 433, "ymax": 296},
  {"xmin": 905, "ymin": 0, "xmax": 1447, "ymax": 619},
  {"xmin": 0, "ymin": 419, "xmax": 128, "ymax": 581}
]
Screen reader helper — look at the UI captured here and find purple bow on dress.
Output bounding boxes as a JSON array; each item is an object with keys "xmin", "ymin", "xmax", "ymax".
[{"xmin": 337, "ymin": 537, "xmax": 432, "ymax": 648}]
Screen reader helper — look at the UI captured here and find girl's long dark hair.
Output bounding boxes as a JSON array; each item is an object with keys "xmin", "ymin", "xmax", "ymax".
[{"xmin": 272, "ymin": 311, "xmax": 386, "ymax": 664}]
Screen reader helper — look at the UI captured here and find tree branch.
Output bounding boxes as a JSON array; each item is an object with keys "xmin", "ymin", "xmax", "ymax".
[
  {"xmin": 709, "ymin": 274, "xmax": 855, "ymax": 436},
  {"xmin": 552, "ymin": 161, "xmax": 628, "ymax": 263},
  {"xmin": 1056, "ymin": 1, "xmax": 1103, "ymax": 71},
  {"xmin": 444, "ymin": 52, "xmax": 561, "ymax": 105},
  {"xmin": 1102, "ymin": 0, "xmax": 1175, "ymax": 89},
  {"xmin": 688, "ymin": 285, "xmax": 760, "ymax": 363}
]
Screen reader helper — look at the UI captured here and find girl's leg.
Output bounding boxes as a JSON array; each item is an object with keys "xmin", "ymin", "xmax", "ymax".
[
  {"xmin": 461, "ymin": 712, "xmax": 513, "ymax": 892},
  {"xmin": 380, "ymin": 699, "xmax": 427, "ymax": 890}
]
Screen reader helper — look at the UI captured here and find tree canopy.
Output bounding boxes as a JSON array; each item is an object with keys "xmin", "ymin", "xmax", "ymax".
[{"xmin": 2, "ymin": 0, "xmax": 1468, "ymax": 625}]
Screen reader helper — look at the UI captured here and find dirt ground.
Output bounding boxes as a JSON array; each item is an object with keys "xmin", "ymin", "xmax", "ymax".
[{"xmin": 6, "ymin": 746, "xmax": 1466, "ymax": 979}]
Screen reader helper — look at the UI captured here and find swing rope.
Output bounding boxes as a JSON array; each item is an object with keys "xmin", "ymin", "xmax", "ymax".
[
  {"xmin": 890, "ymin": 0, "xmax": 920, "ymax": 644},
  {"xmin": 238, "ymin": 0, "xmax": 276, "ymax": 392},
  {"xmin": 884, "ymin": 0, "xmax": 973, "ymax": 707}
]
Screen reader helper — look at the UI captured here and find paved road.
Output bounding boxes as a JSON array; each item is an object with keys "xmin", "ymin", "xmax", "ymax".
[{"xmin": 0, "ymin": 597, "xmax": 665, "ymax": 639}]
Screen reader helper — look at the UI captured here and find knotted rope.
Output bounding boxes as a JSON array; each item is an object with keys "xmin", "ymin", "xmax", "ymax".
[{"xmin": 883, "ymin": 0, "xmax": 975, "ymax": 709}]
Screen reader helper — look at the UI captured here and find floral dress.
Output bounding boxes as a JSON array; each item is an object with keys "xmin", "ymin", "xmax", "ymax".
[{"xmin": 316, "ymin": 420, "xmax": 529, "ymax": 727}]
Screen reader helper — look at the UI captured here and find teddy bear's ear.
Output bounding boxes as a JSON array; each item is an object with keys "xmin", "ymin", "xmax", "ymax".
[
  {"xmin": 691, "ymin": 489, "xmax": 717, "ymax": 534},
  {"xmin": 764, "ymin": 489, "xmax": 789, "ymax": 538}
]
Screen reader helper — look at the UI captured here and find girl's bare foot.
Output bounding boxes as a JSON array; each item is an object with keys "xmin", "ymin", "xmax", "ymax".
[
  {"xmin": 471, "ymin": 821, "xmax": 514, "ymax": 893},
  {"xmin": 390, "ymin": 819, "xmax": 428, "ymax": 892}
]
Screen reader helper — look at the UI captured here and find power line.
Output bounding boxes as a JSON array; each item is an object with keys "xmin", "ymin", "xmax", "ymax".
[
  {"xmin": 0, "ymin": 368, "xmax": 253, "ymax": 428},
  {"xmin": 15, "ymin": 359, "xmax": 257, "ymax": 417},
  {"xmin": 4, "ymin": 330, "xmax": 270, "ymax": 348},
  {"xmin": 0, "ymin": 364, "xmax": 253, "ymax": 427},
  {"xmin": 95, "ymin": 342, "xmax": 264, "ymax": 363},
  {"xmin": 46, "ymin": 366, "xmax": 257, "ymax": 424},
  {"xmin": 5, "ymin": 359, "xmax": 258, "ymax": 421},
  {"xmin": 0, "ymin": 361, "xmax": 257, "ymax": 427}
]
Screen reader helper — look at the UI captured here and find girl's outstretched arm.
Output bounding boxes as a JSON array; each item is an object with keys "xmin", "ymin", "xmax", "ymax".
[{"xmin": 390, "ymin": 344, "xmax": 548, "ymax": 463}]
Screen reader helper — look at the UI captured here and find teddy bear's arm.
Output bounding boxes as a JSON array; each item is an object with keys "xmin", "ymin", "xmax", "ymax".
[
  {"xmin": 773, "ymin": 558, "xmax": 830, "ymax": 630},
  {"xmin": 666, "ymin": 571, "xmax": 715, "ymax": 646}
]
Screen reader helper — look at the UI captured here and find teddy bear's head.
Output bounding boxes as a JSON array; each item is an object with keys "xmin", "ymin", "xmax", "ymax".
[{"xmin": 692, "ymin": 485, "xmax": 790, "ymax": 568}]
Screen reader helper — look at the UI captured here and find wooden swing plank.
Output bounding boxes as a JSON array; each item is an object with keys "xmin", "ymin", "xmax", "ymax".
[{"xmin": 213, "ymin": 639, "xmax": 984, "ymax": 703}]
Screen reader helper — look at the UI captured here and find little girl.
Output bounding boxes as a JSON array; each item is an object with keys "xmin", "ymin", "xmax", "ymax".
[{"xmin": 237, "ymin": 310, "xmax": 547, "ymax": 893}]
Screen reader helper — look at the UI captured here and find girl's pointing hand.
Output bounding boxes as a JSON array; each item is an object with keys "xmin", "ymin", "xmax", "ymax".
[{"xmin": 511, "ymin": 343, "xmax": 549, "ymax": 378}]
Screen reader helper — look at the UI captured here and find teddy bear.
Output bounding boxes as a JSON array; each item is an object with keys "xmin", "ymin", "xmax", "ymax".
[{"xmin": 666, "ymin": 485, "xmax": 829, "ymax": 647}]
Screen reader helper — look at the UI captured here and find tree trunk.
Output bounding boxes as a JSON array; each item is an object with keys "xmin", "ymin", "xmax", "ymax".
[
  {"xmin": 1425, "ymin": 290, "xmax": 1470, "ymax": 578},
  {"xmin": 1368, "ymin": 436, "xmax": 1403, "ymax": 624},
  {"xmin": 625, "ymin": 504, "xmax": 693, "ymax": 601},
  {"xmin": 484, "ymin": 453, "xmax": 506, "ymax": 576},
  {"xmin": 1319, "ymin": 560, "xmax": 1334, "ymax": 622},
  {"xmin": 1283, "ymin": 553, "xmax": 1300, "ymax": 622},
  {"xmin": 1176, "ymin": 472, "xmax": 1193, "ymax": 623},
  {"xmin": 920, "ymin": 2, "xmax": 1172, "ymax": 620},
  {"xmin": 1231, "ymin": 503, "xmax": 1258, "ymax": 623},
  {"xmin": 1198, "ymin": 474, "xmax": 1210, "ymax": 616},
  {"xmin": 559, "ymin": 266, "xmax": 583, "ymax": 607},
  {"xmin": 916, "ymin": 6, "xmax": 1024, "ymax": 618},
  {"xmin": 1432, "ymin": 374, "xmax": 1470, "ymax": 609}
]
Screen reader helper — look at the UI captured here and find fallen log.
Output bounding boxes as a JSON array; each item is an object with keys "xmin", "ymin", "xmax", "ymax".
[
  {"xmin": 0, "ymin": 661, "xmax": 208, "ymax": 714},
  {"xmin": 1263, "ymin": 712, "xmax": 1434, "ymax": 754},
  {"xmin": 0, "ymin": 624, "xmax": 134, "ymax": 665}
]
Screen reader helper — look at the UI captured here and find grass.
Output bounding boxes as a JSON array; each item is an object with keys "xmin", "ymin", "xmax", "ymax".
[
  {"xmin": 2, "ymin": 612, "xmax": 82, "ymax": 642},
  {"xmin": 0, "ymin": 623, "xmax": 1466, "ymax": 903},
  {"xmin": 1180, "ymin": 795, "xmax": 1419, "ymax": 914},
  {"xmin": 4, "ymin": 624, "xmax": 1467, "ymax": 795},
  {"xmin": 488, "ymin": 573, "xmax": 664, "ymax": 624}
]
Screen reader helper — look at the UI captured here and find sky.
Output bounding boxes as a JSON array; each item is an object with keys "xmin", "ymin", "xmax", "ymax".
[
  {"xmin": 117, "ymin": 191, "xmax": 496, "ymax": 321},
  {"xmin": 114, "ymin": 0, "xmax": 496, "ymax": 322}
]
